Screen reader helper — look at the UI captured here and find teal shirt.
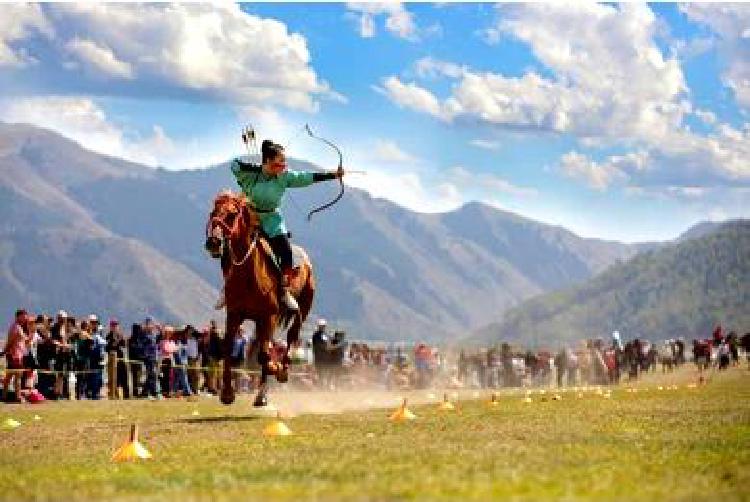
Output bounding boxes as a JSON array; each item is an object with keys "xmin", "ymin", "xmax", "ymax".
[{"xmin": 231, "ymin": 158, "xmax": 315, "ymax": 237}]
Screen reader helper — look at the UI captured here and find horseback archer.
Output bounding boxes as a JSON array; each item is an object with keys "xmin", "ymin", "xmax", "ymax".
[{"xmin": 205, "ymin": 126, "xmax": 345, "ymax": 406}]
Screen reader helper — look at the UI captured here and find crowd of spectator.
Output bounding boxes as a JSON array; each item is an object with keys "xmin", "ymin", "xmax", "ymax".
[
  {"xmin": 2, "ymin": 307, "xmax": 748, "ymax": 403},
  {"xmin": 0, "ymin": 309, "xmax": 241, "ymax": 403}
]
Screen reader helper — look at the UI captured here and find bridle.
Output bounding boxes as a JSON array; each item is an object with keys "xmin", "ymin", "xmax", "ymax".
[{"xmin": 207, "ymin": 195, "xmax": 260, "ymax": 267}]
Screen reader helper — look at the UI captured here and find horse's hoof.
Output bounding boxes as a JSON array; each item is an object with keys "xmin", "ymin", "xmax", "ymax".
[
  {"xmin": 276, "ymin": 366, "xmax": 289, "ymax": 383},
  {"xmin": 220, "ymin": 389, "xmax": 235, "ymax": 405},
  {"xmin": 253, "ymin": 393, "xmax": 268, "ymax": 408}
]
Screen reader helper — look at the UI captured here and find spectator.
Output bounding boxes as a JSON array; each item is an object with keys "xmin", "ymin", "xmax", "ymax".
[
  {"xmin": 35, "ymin": 316, "xmax": 58, "ymax": 399},
  {"xmin": 159, "ymin": 326, "xmax": 177, "ymax": 397},
  {"xmin": 51, "ymin": 311, "xmax": 72, "ymax": 399},
  {"xmin": 86, "ymin": 314, "xmax": 106, "ymax": 400},
  {"xmin": 206, "ymin": 321, "xmax": 223, "ymax": 394},
  {"xmin": 3, "ymin": 309, "xmax": 28, "ymax": 402},
  {"xmin": 128, "ymin": 323, "xmax": 146, "ymax": 398},
  {"xmin": 141, "ymin": 317, "xmax": 161, "ymax": 399},
  {"xmin": 185, "ymin": 325, "xmax": 201, "ymax": 394},
  {"xmin": 229, "ymin": 327, "xmax": 248, "ymax": 390},
  {"xmin": 73, "ymin": 320, "xmax": 90, "ymax": 399},
  {"xmin": 106, "ymin": 319, "xmax": 129, "ymax": 399},
  {"xmin": 718, "ymin": 340, "xmax": 731, "ymax": 370},
  {"xmin": 172, "ymin": 327, "xmax": 193, "ymax": 397},
  {"xmin": 197, "ymin": 327, "xmax": 212, "ymax": 394},
  {"xmin": 312, "ymin": 319, "xmax": 333, "ymax": 389}
]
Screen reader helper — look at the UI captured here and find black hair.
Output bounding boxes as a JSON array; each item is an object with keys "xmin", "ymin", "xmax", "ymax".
[{"xmin": 261, "ymin": 139, "xmax": 284, "ymax": 164}]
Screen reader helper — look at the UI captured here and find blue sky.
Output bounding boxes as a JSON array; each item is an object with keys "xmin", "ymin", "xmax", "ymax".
[{"xmin": 1, "ymin": 3, "xmax": 748, "ymax": 242}]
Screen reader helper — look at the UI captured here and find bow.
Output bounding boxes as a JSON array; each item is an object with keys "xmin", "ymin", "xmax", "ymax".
[{"xmin": 304, "ymin": 123, "xmax": 344, "ymax": 221}]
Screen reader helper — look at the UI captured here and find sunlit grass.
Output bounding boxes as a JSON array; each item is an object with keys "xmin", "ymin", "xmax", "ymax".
[{"xmin": 1, "ymin": 367, "xmax": 748, "ymax": 501}]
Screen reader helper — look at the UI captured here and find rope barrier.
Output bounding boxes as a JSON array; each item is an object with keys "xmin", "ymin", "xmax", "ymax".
[{"xmin": 0, "ymin": 356, "xmax": 311, "ymax": 378}]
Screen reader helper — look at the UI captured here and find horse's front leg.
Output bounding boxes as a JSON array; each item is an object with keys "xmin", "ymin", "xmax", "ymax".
[
  {"xmin": 220, "ymin": 311, "xmax": 242, "ymax": 405},
  {"xmin": 253, "ymin": 317, "xmax": 274, "ymax": 407}
]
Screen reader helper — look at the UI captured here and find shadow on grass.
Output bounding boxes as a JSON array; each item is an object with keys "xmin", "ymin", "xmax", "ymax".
[{"xmin": 178, "ymin": 415, "xmax": 263, "ymax": 424}]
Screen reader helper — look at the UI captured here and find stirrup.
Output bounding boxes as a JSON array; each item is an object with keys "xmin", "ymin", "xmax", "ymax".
[{"xmin": 282, "ymin": 289, "xmax": 299, "ymax": 311}]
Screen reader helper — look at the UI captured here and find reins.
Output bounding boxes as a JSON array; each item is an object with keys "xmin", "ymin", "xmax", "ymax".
[{"xmin": 209, "ymin": 194, "xmax": 260, "ymax": 268}]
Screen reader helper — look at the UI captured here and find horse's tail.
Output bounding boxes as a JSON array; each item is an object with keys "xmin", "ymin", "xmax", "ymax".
[{"xmin": 280, "ymin": 263, "xmax": 315, "ymax": 345}]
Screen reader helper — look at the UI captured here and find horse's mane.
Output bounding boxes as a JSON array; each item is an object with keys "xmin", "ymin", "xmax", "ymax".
[{"xmin": 213, "ymin": 190, "xmax": 245, "ymax": 208}]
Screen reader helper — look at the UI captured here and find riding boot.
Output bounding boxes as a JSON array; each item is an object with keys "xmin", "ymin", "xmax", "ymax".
[{"xmin": 280, "ymin": 270, "xmax": 299, "ymax": 311}]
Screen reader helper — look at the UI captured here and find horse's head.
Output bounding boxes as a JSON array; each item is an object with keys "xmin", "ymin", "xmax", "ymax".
[{"xmin": 205, "ymin": 190, "xmax": 259, "ymax": 259}]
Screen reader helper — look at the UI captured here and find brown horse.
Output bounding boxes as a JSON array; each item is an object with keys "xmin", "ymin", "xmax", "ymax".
[{"xmin": 205, "ymin": 190, "xmax": 315, "ymax": 406}]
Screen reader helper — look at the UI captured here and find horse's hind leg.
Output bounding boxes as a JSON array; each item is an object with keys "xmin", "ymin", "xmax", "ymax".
[{"xmin": 220, "ymin": 311, "xmax": 242, "ymax": 405}]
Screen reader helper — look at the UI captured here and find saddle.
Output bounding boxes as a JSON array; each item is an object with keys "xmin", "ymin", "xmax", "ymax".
[{"xmin": 257, "ymin": 238, "xmax": 309, "ymax": 292}]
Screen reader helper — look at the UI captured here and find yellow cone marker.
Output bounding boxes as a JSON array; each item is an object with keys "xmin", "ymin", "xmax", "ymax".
[
  {"xmin": 389, "ymin": 399, "xmax": 417, "ymax": 421},
  {"xmin": 522, "ymin": 396, "xmax": 532, "ymax": 403},
  {"xmin": 438, "ymin": 393, "xmax": 455, "ymax": 411},
  {"xmin": 112, "ymin": 424, "xmax": 152, "ymax": 462},
  {"xmin": 2, "ymin": 418, "xmax": 21, "ymax": 430},
  {"xmin": 263, "ymin": 413, "xmax": 293, "ymax": 437},
  {"xmin": 33, "ymin": 415, "xmax": 42, "ymax": 421},
  {"xmin": 191, "ymin": 410, "xmax": 201, "ymax": 417}
]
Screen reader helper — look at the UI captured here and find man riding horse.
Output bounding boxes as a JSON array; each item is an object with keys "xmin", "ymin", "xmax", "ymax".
[{"xmin": 205, "ymin": 133, "xmax": 344, "ymax": 406}]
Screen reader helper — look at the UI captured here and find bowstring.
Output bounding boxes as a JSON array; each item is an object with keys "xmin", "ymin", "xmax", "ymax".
[{"xmin": 282, "ymin": 124, "xmax": 316, "ymax": 220}]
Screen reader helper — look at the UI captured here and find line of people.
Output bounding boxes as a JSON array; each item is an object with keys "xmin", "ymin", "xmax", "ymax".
[{"xmin": 1, "ymin": 309, "xmax": 241, "ymax": 403}]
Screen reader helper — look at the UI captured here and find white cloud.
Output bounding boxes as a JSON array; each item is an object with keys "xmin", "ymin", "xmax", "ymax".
[
  {"xmin": 560, "ymin": 120, "xmax": 750, "ymax": 191},
  {"xmin": 0, "ymin": 96, "xmax": 176, "ymax": 167},
  {"xmin": 347, "ymin": 3, "xmax": 418, "ymax": 41},
  {"xmin": 470, "ymin": 139, "xmax": 502, "ymax": 151},
  {"xmin": 0, "ymin": 4, "xmax": 52, "ymax": 67},
  {"xmin": 3, "ymin": 3, "xmax": 333, "ymax": 112},
  {"xmin": 414, "ymin": 57, "xmax": 465, "ymax": 79},
  {"xmin": 559, "ymin": 151, "xmax": 629, "ymax": 191},
  {"xmin": 448, "ymin": 166, "xmax": 537, "ymax": 198},
  {"xmin": 347, "ymin": 167, "xmax": 463, "ymax": 214},
  {"xmin": 384, "ymin": 4, "xmax": 688, "ymax": 143},
  {"xmin": 373, "ymin": 140, "xmax": 418, "ymax": 164},
  {"xmin": 380, "ymin": 4, "xmax": 750, "ymax": 193},
  {"xmin": 376, "ymin": 76, "xmax": 443, "ymax": 118},
  {"xmin": 694, "ymin": 109, "xmax": 717, "ymax": 125},
  {"xmin": 64, "ymin": 37, "xmax": 134, "ymax": 79},
  {"xmin": 681, "ymin": 4, "xmax": 750, "ymax": 109},
  {"xmin": 359, "ymin": 11, "xmax": 376, "ymax": 38}
]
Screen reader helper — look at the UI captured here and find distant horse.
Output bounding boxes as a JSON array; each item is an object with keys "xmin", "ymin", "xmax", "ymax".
[{"xmin": 205, "ymin": 191, "xmax": 315, "ymax": 406}]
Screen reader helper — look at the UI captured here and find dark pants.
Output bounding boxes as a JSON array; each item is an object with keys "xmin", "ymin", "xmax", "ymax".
[
  {"xmin": 116, "ymin": 361, "xmax": 130, "ymax": 399},
  {"xmin": 75, "ymin": 363, "xmax": 88, "ymax": 399},
  {"xmin": 130, "ymin": 361, "xmax": 143, "ymax": 397},
  {"xmin": 143, "ymin": 360, "xmax": 160, "ymax": 397},
  {"xmin": 87, "ymin": 367, "xmax": 103, "ymax": 399},
  {"xmin": 268, "ymin": 234, "xmax": 293, "ymax": 271},
  {"xmin": 159, "ymin": 359, "xmax": 172, "ymax": 396},
  {"xmin": 37, "ymin": 368, "xmax": 56, "ymax": 399}
]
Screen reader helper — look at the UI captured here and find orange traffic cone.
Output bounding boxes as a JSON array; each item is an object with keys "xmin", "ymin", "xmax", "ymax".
[
  {"xmin": 263, "ymin": 412, "xmax": 293, "ymax": 436},
  {"xmin": 112, "ymin": 424, "xmax": 152, "ymax": 462},
  {"xmin": 389, "ymin": 398, "xmax": 417, "ymax": 421}
]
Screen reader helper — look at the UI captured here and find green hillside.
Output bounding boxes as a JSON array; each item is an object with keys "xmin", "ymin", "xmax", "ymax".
[{"xmin": 474, "ymin": 221, "xmax": 750, "ymax": 346}]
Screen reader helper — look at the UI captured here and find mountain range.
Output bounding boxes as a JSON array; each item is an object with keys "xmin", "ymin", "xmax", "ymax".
[
  {"xmin": 471, "ymin": 220, "xmax": 749, "ymax": 347},
  {"xmin": 1, "ymin": 122, "xmax": 716, "ymax": 342}
]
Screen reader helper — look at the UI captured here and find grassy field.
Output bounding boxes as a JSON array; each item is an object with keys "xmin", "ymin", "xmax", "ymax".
[{"xmin": 1, "ymin": 366, "xmax": 748, "ymax": 501}]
